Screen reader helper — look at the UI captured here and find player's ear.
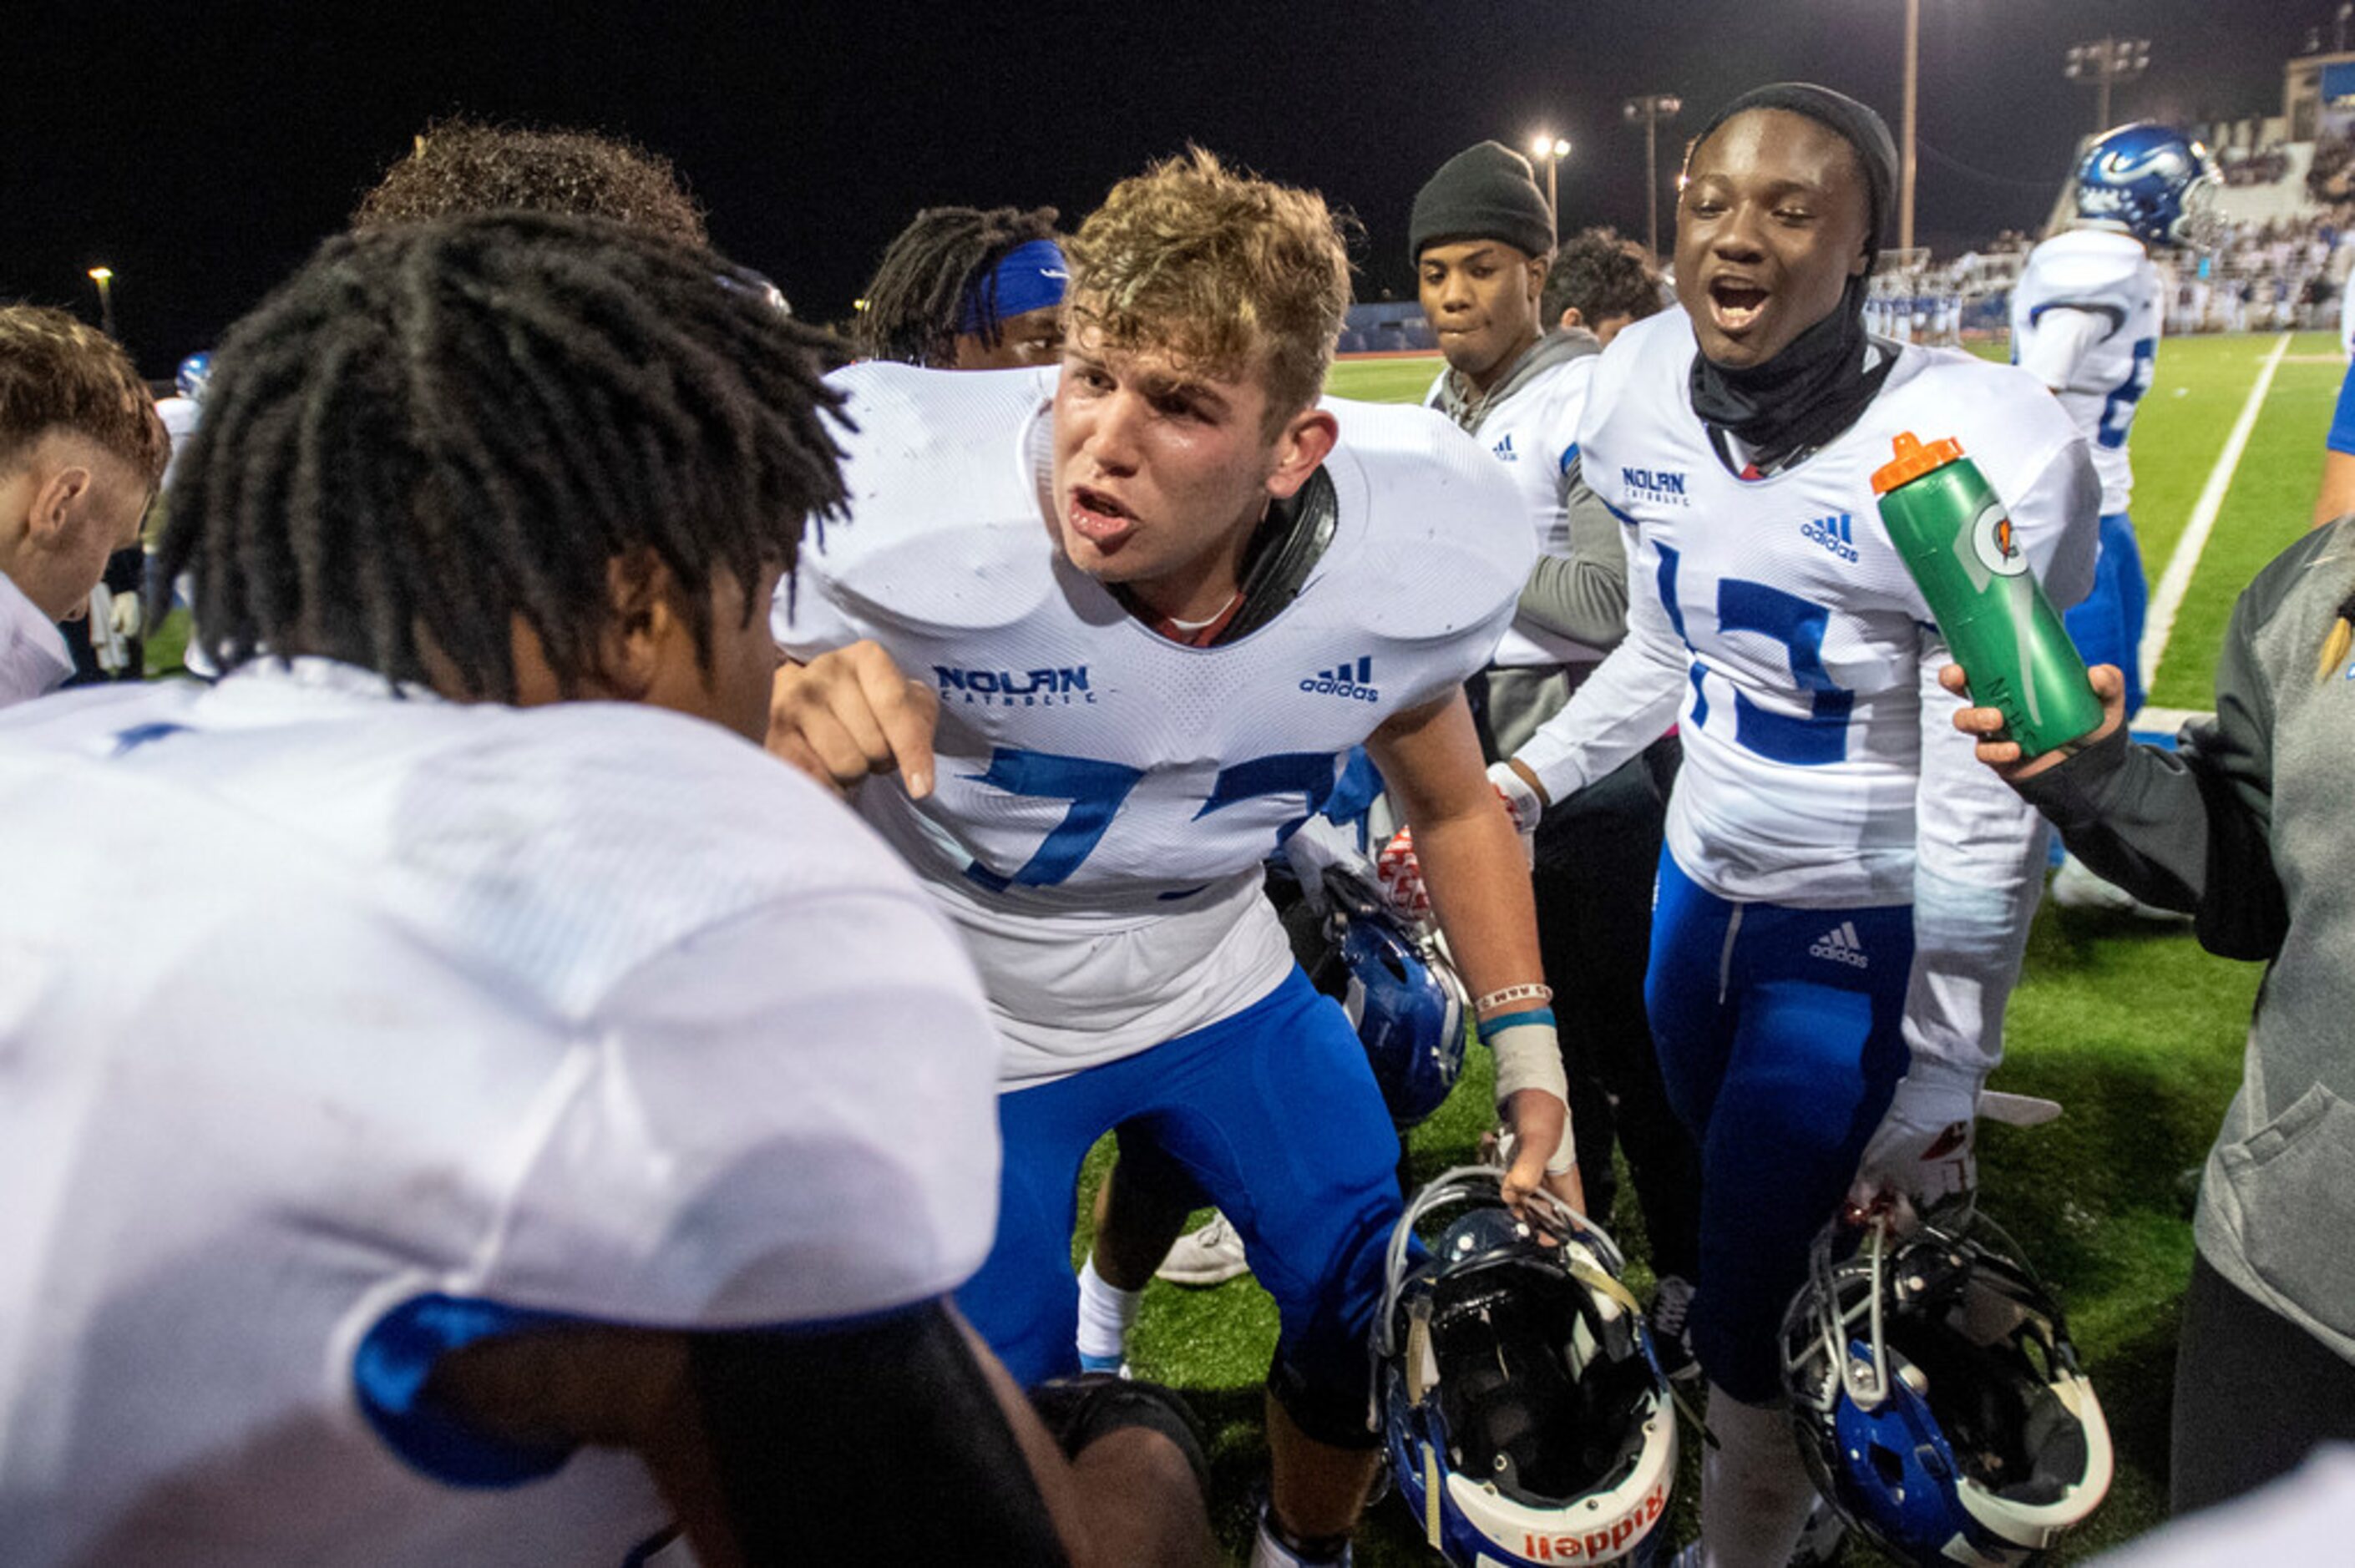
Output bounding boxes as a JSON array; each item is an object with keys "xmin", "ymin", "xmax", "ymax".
[
  {"xmin": 595, "ymin": 549, "xmax": 686, "ymax": 701},
  {"xmin": 28, "ymin": 463, "xmax": 95, "ymax": 544},
  {"xmin": 1264, "ymin": 406, "xmax": 1339, "ymax": 503},
  {"xmin": 1559, "ymin": 306, "xmax": 1586, "ymax": 333}
]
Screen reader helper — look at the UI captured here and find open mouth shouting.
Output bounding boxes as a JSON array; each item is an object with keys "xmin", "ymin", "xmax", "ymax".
[
  {"xmin": 1066, "ymin": 483, "xmax": 1137, "ymax": 550},
  {"xmin": 1706, "ymin": 275, "xmax": 1770, "ymax": 336}
]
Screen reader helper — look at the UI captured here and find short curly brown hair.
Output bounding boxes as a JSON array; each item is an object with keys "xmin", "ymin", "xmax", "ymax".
[
  {"xmin": 1065, "ymin": 148, "xmax": 1352, "ymax": 428},
  {"xmin": 351, "ymin": 119, "xmax": 707, "ymax": 246},
  {"xmin": 0, "ymin": 306, "xmax": 169, "ymax": 486}
]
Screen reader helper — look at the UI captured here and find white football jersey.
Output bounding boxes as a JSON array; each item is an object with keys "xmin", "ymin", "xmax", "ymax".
[
  {"xmin": 1424, "ymin": 352, "xmax": 1610, "ymax": 667},
  {"xmin": 0, "ymin": 569, "xmax": 72, "ymax": 710},
  {"xmin": 780, "ymin": 362, "xmax": 1531, "ymax": 1080},
  {"xmin": 1512, "ymin": 310, "xmax": 2097, "ymax": 1085},
  {"xmin": 2010, "ymin": 228, "xmax": 2160, "ymax": 515},
  {"xmin": 0, "ymin": 661, "xmax": 1001, "ymax": 1566}
]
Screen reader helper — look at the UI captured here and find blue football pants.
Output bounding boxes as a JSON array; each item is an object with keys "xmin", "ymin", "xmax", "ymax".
[
  {"xmin": 957, "ymin": 967, "xmax": 1401, "ymax": 1439},
  {"xmin": 1645, "ymin": 852, "xmax": 1917, "ymax": 1404}
]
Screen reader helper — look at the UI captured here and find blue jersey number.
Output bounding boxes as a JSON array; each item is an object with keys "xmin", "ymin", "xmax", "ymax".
[
  {"xmin": 1657, "ymin": 543, "xmax": 1854, "ymax": 766},
  {"xmin": 2097, "ymin": 336, "xmax": 2156, "ymax": 450},
  {"xmin": 961, "ymin": 746, "xmax": 1340, "ymax": 892}
]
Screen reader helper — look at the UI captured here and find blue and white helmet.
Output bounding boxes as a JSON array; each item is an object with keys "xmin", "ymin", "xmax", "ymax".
[
  {"xmin": 1780, "ymin": 1200, "xmax": 2114, "ymax": 1566},
  {"xmin": 1376, "ymin": 1168, "xmax": 1678, "ymax": 1567},
  {"xmin": 175, "ymin": 352, "xmax": 214, "ymax": 402},
  {"xmin": 2073, "ymin": 123, "xmax": 2223, "ymax": 250},
  {"xmin": 1310, "ymin": 861, "xmax": 1466, "ymax": 1130}
]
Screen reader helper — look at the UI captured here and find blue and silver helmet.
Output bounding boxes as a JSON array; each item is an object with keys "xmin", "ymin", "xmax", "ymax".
[
  {"xmin": 1310, "ymin": 862, "xmax": 1466, "ymax": 1130},
  {"xmin": 2073, "ymin": 123, "xmax": 2223, "ymax": 250},
  {"xmin": 175, "ymin": 352, "xmax": 214, "ymax": 402}
]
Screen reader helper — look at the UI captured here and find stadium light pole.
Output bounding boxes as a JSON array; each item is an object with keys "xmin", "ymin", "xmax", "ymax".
[
  {"xmin": 87, "ymin": 267, "xmax": 116, "ymax": 341},
  {"xmin": 2065, "ymin": 37, "xmax": 2150, "ymax": 135},
  {"xmin": 1530, "ymin": 135, "xmax": 1571, "ymax": 249},
  {"xmin": 1900, "ymin": 0, "xmax": 1919, "ymax": 255},
  {"xmin": 1622, "ymin": 94, "xmax": 1684, "ymax": 260}
]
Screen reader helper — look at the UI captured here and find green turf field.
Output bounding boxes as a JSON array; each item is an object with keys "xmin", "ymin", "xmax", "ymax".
[{"xmin": 1107, "ymin": 335, "xmax": 2333, "ymax": 1564}]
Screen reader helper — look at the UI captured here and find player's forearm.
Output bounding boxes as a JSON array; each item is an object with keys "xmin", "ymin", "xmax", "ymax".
[{"xmin": 1412, "ymin": 804, "xmax": 1545, "ymax": 1007}]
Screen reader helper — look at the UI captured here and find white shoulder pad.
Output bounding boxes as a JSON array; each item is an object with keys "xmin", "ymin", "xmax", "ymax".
[
  {"xmin": 2021, "ymin": 232, "xmax": 2155, "ymax": 320},
  {"xmin": 1872, "ymin": 350, "xmax": 2080, "ymax": 493},
  {"xmin": 1320, "ymin": 397, "xmax": 1536, "ymax": 643},
  {"xmin": 803, "ymin": 362, "xmax": 1062, "ymax": 635}
]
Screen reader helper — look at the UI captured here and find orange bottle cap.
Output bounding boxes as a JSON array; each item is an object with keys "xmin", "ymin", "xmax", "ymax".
[{"xmin": 1870, "ymin": 431, "xmax": 1966, "ymax": 496}]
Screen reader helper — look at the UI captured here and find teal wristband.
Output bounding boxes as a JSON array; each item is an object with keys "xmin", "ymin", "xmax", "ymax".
[{"xmin": 1477, "ymin": 1006, "xmax": 1557, "ymax": 1041}]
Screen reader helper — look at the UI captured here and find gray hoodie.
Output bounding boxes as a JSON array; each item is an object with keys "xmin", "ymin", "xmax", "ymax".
[{"xmin": 2016, "ymin": 516, "xmax": 2355, "ymax": 1363}]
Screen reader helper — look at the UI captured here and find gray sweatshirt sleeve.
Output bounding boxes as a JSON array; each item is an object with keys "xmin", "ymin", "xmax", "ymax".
[
  {"xmin": 1515, "ymin": 458, "xmax": 1630, "ymax": 649},
  {"xmin": 2013, "ymin": 562, "xmax": 2288, "ymax": 962}
]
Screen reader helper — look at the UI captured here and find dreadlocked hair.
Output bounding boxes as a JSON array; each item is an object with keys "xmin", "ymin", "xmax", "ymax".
[
  {"xmin": 856, "ymin": 205, "xmax": 1063, "ymax": 366},
  {"xmin": 158, "ymin": 211, "xmax": 848, "ymax": 703},
  {"xmin": 352, "ymin": 118, "xmax": 709, "ymax": 247},
  {"xmin": 2318, "ymin": 583, "xmax": 2355, "ymax": 681},
  {"xmin": 1066, "ymin": 148, "xmax": 1355, "ymax": 432}
]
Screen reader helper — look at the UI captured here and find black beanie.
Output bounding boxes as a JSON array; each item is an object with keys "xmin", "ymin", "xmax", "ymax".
[
  {"xmin": 1409, "ymin": 141, "xmax": 1554, "ymax": 265},
  {"xmin": 1687, "ymin": 83, "xmax": 1898, "ymax": 272}
]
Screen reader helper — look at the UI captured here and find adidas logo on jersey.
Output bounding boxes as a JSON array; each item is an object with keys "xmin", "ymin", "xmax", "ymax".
[
  {"xmin": 1302, "ymin": 655, "xmax": 1380, "ymax": 702},
  {"xmin": 1809, "ymin": 920, "xmax": 1869, "ymax": 969},
  {"xmin": 1800, "ymin": 513, "xmax": 1859, "ymax": 563},
  {"xmin": 933, "ymin": 663, "xmax": 1096, "ymax": 706},
  {"xmin": 1620, "ymin": 466, "xmax": 1690, "ymax": 508},
  {"xmin": 1492, "ymin": 434, "xmax": 1518, "ymax": 462}
]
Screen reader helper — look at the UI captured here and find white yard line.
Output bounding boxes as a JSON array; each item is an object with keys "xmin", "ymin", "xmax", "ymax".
[{"xmin": 2140, "ymin": 332, "xmax": 2292, "ymax": 694}]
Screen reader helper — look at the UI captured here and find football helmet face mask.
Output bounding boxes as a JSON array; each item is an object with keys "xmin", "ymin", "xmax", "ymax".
[
  {"xmin": 1375, "ymin": 1167, "xmax": 1678, "ymax": 1568},
  {"xmin": 1309, "ymin": 861, "xmax": 1466, "ymax": 1130},
  {"xmin": 2073, "ymin": 123, "xmax": 2223, "ymax": 250},
  {"xmin": 1780, "ymin": 1200, "xmax": 2113, "ymax": 1567}
]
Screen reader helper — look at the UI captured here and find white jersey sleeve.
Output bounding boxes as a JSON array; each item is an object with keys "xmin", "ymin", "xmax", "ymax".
[{"xmin": 1509, "ymin": 503, "xmax": 1689, "ymax": 803}]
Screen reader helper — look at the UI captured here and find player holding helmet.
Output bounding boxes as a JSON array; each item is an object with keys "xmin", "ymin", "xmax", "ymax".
[{"xmin": 769, "ymin": 149, "xmax": 1568, "ymax": 1568}]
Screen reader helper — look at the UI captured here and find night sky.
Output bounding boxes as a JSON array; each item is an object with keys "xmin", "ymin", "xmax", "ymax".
[{"xmin": 4, "ymin": 1, "xmax": 2318, "ymax": 375}]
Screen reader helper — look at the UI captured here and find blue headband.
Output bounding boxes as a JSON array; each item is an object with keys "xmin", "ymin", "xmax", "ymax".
[{"xmin": 957, "ymin": 239, "xmax": 1068, "ymax": 336}]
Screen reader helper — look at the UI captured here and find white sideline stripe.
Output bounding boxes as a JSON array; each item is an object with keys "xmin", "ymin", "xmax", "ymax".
[{"xmin": 2140, "ymin": 333, "xmax": 2292, "ymax": 693}]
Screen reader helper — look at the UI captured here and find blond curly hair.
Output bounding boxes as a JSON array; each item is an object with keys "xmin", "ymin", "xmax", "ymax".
[
  {"xmin": 0, "ymin": 306, "xmax": 169, "ymax": 486},
  {"xmin": 1065, "ymin": 148, "xmax": 1351, "ymax": 429}
]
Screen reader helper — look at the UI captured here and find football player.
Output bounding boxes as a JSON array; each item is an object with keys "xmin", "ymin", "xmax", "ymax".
[
  {"xmin": 2009, "ymin": 124, "xmax": 2219, "ymax": 726},
  {"xmin": 2012, "ymin": 123, "xmax": 2220, "ymax": 913},
  {"xmin": 1395, "ymin": 85, "xmax": 2099, "ymax": 1566},
  {"xmin": 0, "ymin": 306, "xmax": 166, "ymax": 706},
  {"xmin": 1409, "ymin": 143, "xmax": 1703, "ymax": 1369},
  {"xmin": 768, "ymin": 149, "xmax": 1571, "ymax": 1568},
  {"xmin": 0, "ymin": 214, "xmax": 1212, "ymax": 1567},
  {"xmin": 857, "ymin": 205, "xmax": 1070, "ymax": 370}
]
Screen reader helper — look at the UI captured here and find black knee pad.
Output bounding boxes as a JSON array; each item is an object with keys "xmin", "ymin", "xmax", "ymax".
[
  {"xmin": 1266, "ymin": 1355, "xmax": 1384, "ymax": 1451},
  {"xmin": 1031, "ymin": 1372, "xmax": 1212, "ymax": 1490}
]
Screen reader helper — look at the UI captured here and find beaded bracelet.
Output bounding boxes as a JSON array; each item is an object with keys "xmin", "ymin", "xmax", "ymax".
[{"xmin": 1473, "ymin": 982, "xmax": 1553, "ymax": 1014}]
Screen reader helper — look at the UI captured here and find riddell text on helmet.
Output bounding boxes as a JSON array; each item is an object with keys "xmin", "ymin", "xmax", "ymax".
[{"xmin": 1517, "ymin": 1478, "xmax": 1667, "ymax": 1560}]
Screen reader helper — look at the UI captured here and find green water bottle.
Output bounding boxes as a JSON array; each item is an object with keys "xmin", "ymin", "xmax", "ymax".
[{"xmin": 1871, "ymin": 432, "xmax": 2105, "ymax": 758}]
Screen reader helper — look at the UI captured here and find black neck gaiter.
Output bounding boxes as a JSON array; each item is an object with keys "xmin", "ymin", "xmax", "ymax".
[{"xmin": 1688, "ymin": 275, "xmax": 1892, "ymax": 470}]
